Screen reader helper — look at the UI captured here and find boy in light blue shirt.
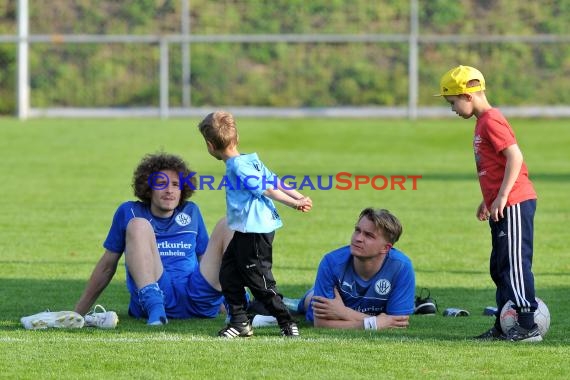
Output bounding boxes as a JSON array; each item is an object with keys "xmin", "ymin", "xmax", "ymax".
[
  {"xmin": 224, "ymin": 152, "xmax": 283, "ymax": 233},
  {"xmin": 198, "ymin": 111, "xmax": 312, "ymax": 338}
]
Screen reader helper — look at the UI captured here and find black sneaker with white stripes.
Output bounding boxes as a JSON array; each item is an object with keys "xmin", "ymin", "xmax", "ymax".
[
  {"xmin": 218, "ymin": 321, "xmax": 253, "ymax": 338},
  {"xmin": 280, "ymin": 322, "xmax": 300, "ymax": 338}
]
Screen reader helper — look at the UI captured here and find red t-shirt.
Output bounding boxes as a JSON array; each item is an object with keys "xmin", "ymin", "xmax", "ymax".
[{"xmin": 473, "ymin": 108, "xmax": 536, "ymax": 209}]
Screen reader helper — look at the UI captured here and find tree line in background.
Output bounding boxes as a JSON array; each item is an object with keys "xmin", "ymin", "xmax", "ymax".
[{"xmin": 0, "ymin": 0, "xmax": 569, "ymax": 114}]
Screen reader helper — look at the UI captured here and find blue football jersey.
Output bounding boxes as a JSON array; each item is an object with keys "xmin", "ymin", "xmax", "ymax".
[
  {"xmin": 224, "ymin": 153, "xmax": 283, "ymax": 233},
  {"xmin": 103, "ymin": 201, "xmax": 209, "ymax": 292},
  {"xmin": 306, "ymin": 245, "xmax": 415, "ymax": 322}
]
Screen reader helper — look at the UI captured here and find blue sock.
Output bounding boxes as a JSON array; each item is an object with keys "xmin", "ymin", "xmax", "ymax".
[
  {"xmin": 297, "ymin": 297, "xmax": 306, "ymax": 314},
  {"xmin": 297, "ymin": 288, "xmax": 314, "ymax": 314},
  {"xmin": 245, "ymin": 289, "xmax": 252, "ymax": 309},
  {"xmin": 283, "ymin": 297, "xmax": 303, "ymax": 314},
  {"xmin": 138, "ymin": 283, "xmax": 167, "ymax": 325}
]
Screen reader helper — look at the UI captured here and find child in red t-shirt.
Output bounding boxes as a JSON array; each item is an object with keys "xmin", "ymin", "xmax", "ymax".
[{"xmin": 436, "ymin": 65, "xmax": 541, "ymax": 342}]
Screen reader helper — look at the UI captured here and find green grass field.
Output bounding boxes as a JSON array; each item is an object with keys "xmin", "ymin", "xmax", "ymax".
[{"xmin": 1, "ymin": 116, "xmax": 568, "ymax": 379}]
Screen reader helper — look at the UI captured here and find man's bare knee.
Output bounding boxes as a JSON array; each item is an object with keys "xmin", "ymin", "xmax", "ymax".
[
  {"xmin": 125, "ymin": 217, "xmax": 159, "ymax": 260},
  {"xmin": 126, "ymin": 218, "xmax": 154, "ymax": 238},
  {"xmin": 199, "ymin": 217, "xmax": 232, "ymax": 292},
  {"xmin": 211, "ymin": 217, "xmax": 233, "ymax": 253}
]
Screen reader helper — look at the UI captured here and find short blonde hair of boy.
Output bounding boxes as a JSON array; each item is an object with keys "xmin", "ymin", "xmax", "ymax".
[{"xmin": 197, "ymin": 111, "xmax": 239, "ymax": 150}]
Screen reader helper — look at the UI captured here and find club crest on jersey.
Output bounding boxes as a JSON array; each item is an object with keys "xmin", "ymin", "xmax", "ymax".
[
  {"xmin": 175, "ymin": 212, "xmax": 191, "ymax": 226},
  {"xmin": 374, "ymin": 279, "xmax": 391, "ymax": 295}
]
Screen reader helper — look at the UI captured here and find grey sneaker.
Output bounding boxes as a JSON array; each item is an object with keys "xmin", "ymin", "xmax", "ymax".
[
  {"xmin": 21, "ymin": 311, "xmax": 84, "ymax": 330},
  {"xmin": 218, "ymin": 321, "xmax": 253, "ymax": 338},
  {"xmin": 84, "ymin": 305, "xmax": 119, "ymax": 329},
  {"xmin": 280, "ymin": 322, "xmax": 300, "ymax": 338},
  {"xmin": 474, "ymin": 326, "xmax": 504, "ymax": 340},
  {"xmin": 504, "ymin": 323, "xmax": 543, "ymax": 342}
]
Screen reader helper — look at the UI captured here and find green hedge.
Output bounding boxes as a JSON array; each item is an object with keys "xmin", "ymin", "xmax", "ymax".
[{"xmin": 0, "ymin": 0, "xmax": 568, "ymax": 113}]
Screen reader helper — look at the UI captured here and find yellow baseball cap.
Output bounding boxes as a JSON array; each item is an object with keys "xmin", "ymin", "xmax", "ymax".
[{"xmin": 435, "ymin": 65, "xmax": 486, "ymax": 96}]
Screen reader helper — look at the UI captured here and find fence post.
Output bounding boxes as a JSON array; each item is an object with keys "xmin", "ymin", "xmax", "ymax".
[
  {"xmin": 408, "ymin": 0, "xmax": 419, "ymax": 120},
  {"xmin": 159, "ymin": 37, "xmax": 169, "ymax": 119},
  {"xmin": 181, "ymin": 0, "xmax": 191, "ymax": 107},
  {"xmin": 17, "ymin": 0, "xmax": 30, "ymax": 120}
]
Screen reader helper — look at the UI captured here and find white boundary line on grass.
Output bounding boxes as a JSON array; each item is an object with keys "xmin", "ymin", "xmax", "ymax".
[{"xmin": 2, "ymin": 335, "xmax": 420, "ymax": 343}]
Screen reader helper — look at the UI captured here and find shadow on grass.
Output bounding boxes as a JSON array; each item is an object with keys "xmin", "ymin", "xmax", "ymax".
[
  {"xmin": 0, "ymin": 279, "xmax": 312, "ymax": 331},
  {"xmin": 388, "ymin": 286, "xmax": 569, "ymax": 345},
  {"xmin": 0, "ymin": 278, "xmax": 129, "ymax": 330},
  {"xmin": 3, "ymin": 279, "xmax": 568, "ymax": 346}
]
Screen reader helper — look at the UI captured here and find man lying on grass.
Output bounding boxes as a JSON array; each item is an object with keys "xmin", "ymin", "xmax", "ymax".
[{"xmin": 252, "ymin": 208, "xmax": 415, "ymax": 331}]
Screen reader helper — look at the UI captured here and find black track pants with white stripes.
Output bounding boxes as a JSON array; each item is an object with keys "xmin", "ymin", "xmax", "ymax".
[{"xmin": 489, "ymin": 199, "xmax": 537, "ymax": 314}]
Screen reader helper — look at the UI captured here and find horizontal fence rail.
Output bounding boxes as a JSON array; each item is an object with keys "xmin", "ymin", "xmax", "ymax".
[{"xmin": 4, "ymin": 0, "xmax": 570, "ymax": 120}]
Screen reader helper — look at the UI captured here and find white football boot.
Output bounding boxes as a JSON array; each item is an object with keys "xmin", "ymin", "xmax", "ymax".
[
  {"xmin": 84, "ymin": 304, "xmax": 119, "ymax": 329},
  {"xmin": 21, "ymin": 311, "xmax": 85, "ymax": 330}
]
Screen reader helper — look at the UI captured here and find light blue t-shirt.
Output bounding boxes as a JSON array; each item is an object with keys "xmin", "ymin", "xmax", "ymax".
[
  {"xmin": 224, "ymin": 153, "xmax": 283, "ymax": 233},
  {"xmin": 104, "ymin": 200, "xmax": 209, "ymax": 293},
  {"xmin": 306, "ymin": 245, "xmax": 415, "ymax": 322}
]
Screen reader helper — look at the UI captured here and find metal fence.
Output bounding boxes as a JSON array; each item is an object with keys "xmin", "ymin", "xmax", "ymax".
[{"xmin": 2, "ymin": 0, "xmax": 570, "ymax": 119}]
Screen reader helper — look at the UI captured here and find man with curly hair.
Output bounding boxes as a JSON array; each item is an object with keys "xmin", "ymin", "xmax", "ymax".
[{"xmin": 73, "ymin": 152, "xmax": 232, "ymax": 325}]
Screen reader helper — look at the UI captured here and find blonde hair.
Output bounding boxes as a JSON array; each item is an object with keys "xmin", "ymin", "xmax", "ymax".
[
  {"xmin": 358, "ymin": 207, "xmax": 403, "ymax": 244},
  {"xmin": 197, "ymin": 111, "xmax": 239, "ymax": 150}
]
